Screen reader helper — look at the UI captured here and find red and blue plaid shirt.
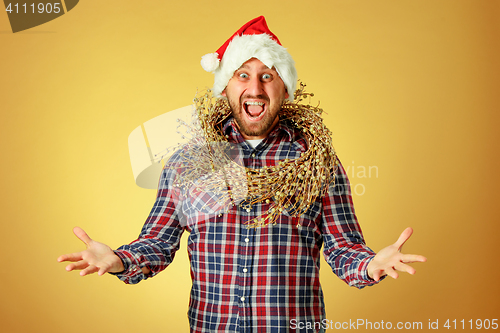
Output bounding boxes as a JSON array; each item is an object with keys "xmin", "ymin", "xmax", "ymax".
[{"xmin": 114, "ymin": 118, "xmax": 378, "ymax": 332}]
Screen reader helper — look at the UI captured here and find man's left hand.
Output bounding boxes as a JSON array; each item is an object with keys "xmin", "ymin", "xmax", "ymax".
[{"xmin": 367, "ymin": 227, "xmax": 427, "ymax": 281}]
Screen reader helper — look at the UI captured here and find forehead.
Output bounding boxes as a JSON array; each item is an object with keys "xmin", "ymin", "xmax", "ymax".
[{"xmin": 237, "ymin": 58, "xmax": 276, "ymax": 72}]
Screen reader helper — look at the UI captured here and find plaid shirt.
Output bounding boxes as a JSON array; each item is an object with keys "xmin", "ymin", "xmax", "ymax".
[{"xmin": 114, "ymin": 118, "xmax": 378, "ymax": 332}]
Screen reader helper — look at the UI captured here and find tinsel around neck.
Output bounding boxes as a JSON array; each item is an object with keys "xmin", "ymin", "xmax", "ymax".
[{"xmin": 176, "ymin": 82, "xmax": 338, "ymax": 228}]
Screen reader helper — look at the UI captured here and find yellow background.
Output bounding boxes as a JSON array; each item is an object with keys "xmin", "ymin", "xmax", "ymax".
[{"xmin": 1, "ymin": 0, "xmax": 499, "ymax": 332}]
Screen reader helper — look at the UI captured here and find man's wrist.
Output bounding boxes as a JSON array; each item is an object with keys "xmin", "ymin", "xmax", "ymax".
[
  {"xmin": 110, "ymin": 257, "xmax": 125, "ymax": 274},
  {"xmin": 361, "ymin": 256, "xmax": 377, "ymax": 282},
  {"xmin": 108, "ymin": 250, "xmax": 130, "ymax": 275}
]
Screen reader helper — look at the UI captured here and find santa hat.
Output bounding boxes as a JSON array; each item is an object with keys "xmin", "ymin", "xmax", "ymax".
[{"xmin": 200, "ymin": 16, "xmax": 297, "ymax": 102}]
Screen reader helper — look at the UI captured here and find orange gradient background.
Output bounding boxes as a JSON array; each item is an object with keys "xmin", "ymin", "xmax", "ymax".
[{"xmin": 1, "ymin": 1, "xmax": 499, "ymax": 332}]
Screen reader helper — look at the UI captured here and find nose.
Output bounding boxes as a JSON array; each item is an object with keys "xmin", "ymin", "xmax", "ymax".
[{"xmin": 246, "ymin": 76, "xmax": 264, "ymax": 97}]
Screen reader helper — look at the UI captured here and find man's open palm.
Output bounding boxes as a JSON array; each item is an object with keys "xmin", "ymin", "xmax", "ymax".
[
  {"xmin": 367, "ymin": 227, "xmax": 427, "ymax": 281},
  {"xmin": 57, "ymin": 227, "xmax": 124, "ymax": 276}
]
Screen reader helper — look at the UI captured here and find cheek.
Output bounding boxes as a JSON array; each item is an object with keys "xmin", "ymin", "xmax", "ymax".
[
  {"xmin": 225, "ymin": 86, "xmax": 243, "ymax": 102},
  {"xmin": 270, "ymin": 82, "xmax": 287, "ymax": 100}
]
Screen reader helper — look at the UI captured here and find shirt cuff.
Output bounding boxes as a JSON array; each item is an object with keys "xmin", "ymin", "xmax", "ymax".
[{"xmin": 108, "ymin": 249, "xmax": 147, "ymax": 283}]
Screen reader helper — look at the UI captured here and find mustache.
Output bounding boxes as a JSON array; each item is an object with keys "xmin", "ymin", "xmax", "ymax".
[{"xmin": 240, "ymin": 94, "xmax": 270, "ymax": 103}]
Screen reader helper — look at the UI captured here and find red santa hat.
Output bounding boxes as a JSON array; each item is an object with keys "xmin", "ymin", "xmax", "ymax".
[{"xmin": 200, "ymin": 16, "xmax": 297, "ymax": 102}]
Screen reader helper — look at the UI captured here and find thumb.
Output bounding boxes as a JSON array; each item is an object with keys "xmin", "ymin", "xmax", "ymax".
[
  {"xmin": 73, "ymin": 227, "xmax": 92, "ymax": 246},
  {"xmin": 394, "ymin": 227, "xmax": 413, "ymax": 250}
]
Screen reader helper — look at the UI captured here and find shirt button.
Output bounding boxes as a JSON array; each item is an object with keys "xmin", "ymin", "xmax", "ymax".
[
  {"xmin": 244, "ymin": 238, "xmax": 249, "ymax": 243},
  {"xmin": 251, "ymin": 153, "xmax": 255, "ymax": 158},
  {"xmin": 243, "ymin": 268, "xmax": 248, "ymax": 273},
  {"xmin": 240, "ymin": 297, "xmax": 246, "ymax": 301}
]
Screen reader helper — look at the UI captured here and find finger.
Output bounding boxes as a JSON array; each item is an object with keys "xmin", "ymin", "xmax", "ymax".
[
  {"xmin": 73, "ymin": 227, "xmax": 92, "ymax": 246},
  {"xmin": 66, "ymin": 260, "xmax": 89, "ymax": 272},
  {"xmin": 394, "ymin": 227, "xmax": 413, "ymax": 250},
  {"xmin": 385, "ymin": 267, "xmax": 399, "ymax": 279},
  {"xmin": 57, "ymin": 252, "xmax": 83, "ymax": 262},
  {"xmin": 80, "ymin": 265, "xmax": 99, "ymax": 276},
  {"xmin": 371, "ymin": 269, "xmax": 387, "ymax": 282},
  {"xmin": 97, "ymin": 264, "xmax": 110, "ymax": 276},
  {"xmin": 400, "ymin": 254, "xmax": 427, "ymax": 263},
  {"xmin": 394, "ymin": 262, "xmax": 416, "ymax": 275},
  {"xmin": 372, "ymin": 270, "xmax": 381, "ymax": 282}
]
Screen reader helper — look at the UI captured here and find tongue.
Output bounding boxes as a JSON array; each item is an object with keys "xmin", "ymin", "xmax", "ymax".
[{"xmin": 247, "ymin": 105, "xmax": 264, "ymax": 117}]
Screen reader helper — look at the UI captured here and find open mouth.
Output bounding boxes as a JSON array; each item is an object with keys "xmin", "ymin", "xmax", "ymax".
[{"xmin": 243, "ymin": 101, "xmax": 266, "ymax": 120}]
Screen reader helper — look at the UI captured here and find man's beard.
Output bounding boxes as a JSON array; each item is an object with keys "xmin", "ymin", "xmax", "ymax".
[{"xmin": 227, "ymin": 94, "xmax": 283, "ymax": 138}]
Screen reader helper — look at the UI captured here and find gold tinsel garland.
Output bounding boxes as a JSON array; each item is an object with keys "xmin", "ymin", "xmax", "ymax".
[{"xmin": 167, "ymin": 83, "xmax": 338, "ymax": 228}]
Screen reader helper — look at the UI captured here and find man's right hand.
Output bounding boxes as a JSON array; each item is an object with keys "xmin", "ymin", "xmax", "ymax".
[{"xmin": 57, "ymin": 227, "xmax": 125, "ymax": 276}]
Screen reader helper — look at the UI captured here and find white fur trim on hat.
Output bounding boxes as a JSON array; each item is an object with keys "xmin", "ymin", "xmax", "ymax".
[{"xmin": 212, "ymin": 34, "xmax": 297, "ymax": 102}]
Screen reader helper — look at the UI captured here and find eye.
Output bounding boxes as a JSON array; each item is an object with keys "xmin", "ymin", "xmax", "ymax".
[
  {"xmin": 262, "ymin": 73, "xmax": 272, "ymax": 80},
  {"xmin": 239, "ymin": 73, "xmax": 249, "ymax": 79}
]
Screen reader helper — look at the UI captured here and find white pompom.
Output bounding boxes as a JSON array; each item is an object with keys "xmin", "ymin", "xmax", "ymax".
[{"xmin": 200, "ymin": 53, "xmax": 220, "ymax": 72}]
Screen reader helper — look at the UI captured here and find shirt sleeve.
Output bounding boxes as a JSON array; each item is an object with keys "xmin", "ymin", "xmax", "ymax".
[
  {"xmin": 321, "ymin": 157, "xmax": 383, "ymax": 289},
  {"xmin": 111, "ymin": 161, "xmax": 186, "ymax": 285}
]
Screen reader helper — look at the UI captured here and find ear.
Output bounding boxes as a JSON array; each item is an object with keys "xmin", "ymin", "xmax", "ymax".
[{"xmin": 221, "ymin": 89, "xmax": 227, "ymax": 97}]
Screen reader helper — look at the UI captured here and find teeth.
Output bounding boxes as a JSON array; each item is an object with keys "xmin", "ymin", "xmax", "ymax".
[{"xmin": 245, "ymin": 101, "xmax": 264, "ymax": 106}]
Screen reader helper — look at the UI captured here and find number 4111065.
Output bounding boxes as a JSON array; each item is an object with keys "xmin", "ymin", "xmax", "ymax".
[{"xmin": 5, "ymin": 3, "xmax": 62, "ymax": 14}]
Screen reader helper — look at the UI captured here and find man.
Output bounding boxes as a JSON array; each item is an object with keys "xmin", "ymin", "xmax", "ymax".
[{"xmin": 58, "ymin": 16, "xmax": 426, "ymax": 332}]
